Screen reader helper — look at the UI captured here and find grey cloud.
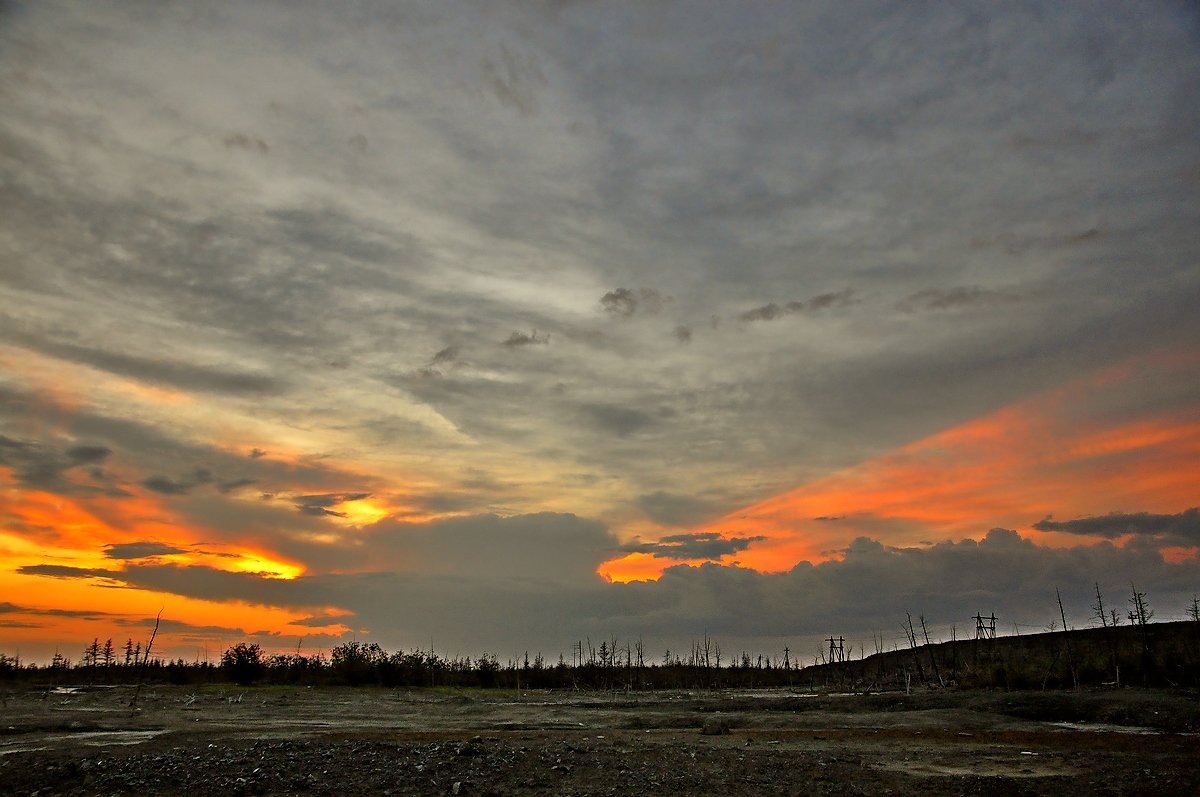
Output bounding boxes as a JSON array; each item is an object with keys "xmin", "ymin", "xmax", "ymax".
[
  {"xmin": 737, "ymin": 289, "xmax": 855, "ymax": 322},
  {"xmin": 0, "ymin": 434, "xmax": 118, "ymax": 494},
  {"xmin": 74, "ymin": 527, "xmax": 1200, "ymax": 660},
  {"xmin": 217, "ymin": 477, "xmax": 257, "ymax": 494},
  {"xmin": 17, "ymin": 564, "xmax": 118, "ymax": 580},
  {"xmin": 601, "ymin": 288, "xmax": 637, "ymax": 317},
  {"xmin": 366, "ymin": 512, "xmax": 617, "ymax": 584},
  {"xmin": 222, "ymin": 132, "xmax": 269, "ymax": 153},
  {"xmin": 67, "ymin": 445, "xmax": 112, "ymax": 464},
  {"xmin": 430, "ymin": 346, "xmax": 460, "ymax": 366},
  {"xmin": 621, "ymin": 532, "xmax": 767, "ymax": 560},
  {"xmin": 501, "ymin": 330, "xmax": 550, "ymax": 346},
  {"xmin": 141, "ymin": 475, "xmax": 194, "ymax": 496},
  {"xmin": 11, "ymin": 337, "xmax": 281, "ymax": 396},
  {"xmin": 482, "ymin": 43, "xmax": 547, "ymax": 116},
  {"xmin": 249, "ymin": 448, "xmax": 267, "ymax": 459},
  {"xmin": 738, "ymin": 303, "xmax": 784, "ymax": 323},
  {"xmin": 580, "ymin": 403, "xmax": 655, "ymax": 437},
  {"xmin": 600, "ymin": 288, "xmax": 664, "ymax": 318},
  {"xmin": 292, "ymin": 614, "xmax": 353, "ymax": 628},
  {"xmin": 295, "ymin": 492, "xmax": 372, "ymax": 518},
  {"xmin": 1034, "ymin": 509, "xmax": 1200, "ymax": 544},
  {"xmin": 900, "ymin": 286, "xmax": 1023, "ymax": 312},
  {"xmin": 103, "ymin": 541, "xmax": 188, "ymax": 560},
  {"xmin": 637, "ymin": 491, "xmax": 716, "ymax": 528},
  {"xmin": 805, "ymin": 289, "xmax": 856, "ymax": 310},
  {"xmin": 673, "ymin": 325, "xmax": 692, "ymax": 343}
]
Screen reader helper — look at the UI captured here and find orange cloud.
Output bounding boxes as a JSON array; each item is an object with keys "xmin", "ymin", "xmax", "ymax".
[{"xmin": 601, "ymin": 352, "xmax": 1200, "ymax": 582}]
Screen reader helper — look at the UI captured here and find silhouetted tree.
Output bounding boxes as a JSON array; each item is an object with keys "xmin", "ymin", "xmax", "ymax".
[{"xmin": 221, "ymin": 643, "xmax": 264, "ymax": 686}]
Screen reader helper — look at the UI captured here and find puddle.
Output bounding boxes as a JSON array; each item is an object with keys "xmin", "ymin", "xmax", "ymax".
[
  {"xmin": 1, "ymin": 744, "xmax": 49, "ymax": 756},
  {"xmin": 44, "ymin": 730, "xmax": 166, "ymax": 747},
  {"xmin": 1047, "ymin": 721, "xmax": 1162, "ymax": 735},
  {"xmin": 878, "ymin": 760, "xmax": 1063, "ymax": 778}
]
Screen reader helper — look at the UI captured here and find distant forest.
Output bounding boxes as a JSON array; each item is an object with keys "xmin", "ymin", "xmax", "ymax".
[{"xmin": 4, "ymin": 619, "xmax": 1199, "ymax": 692}]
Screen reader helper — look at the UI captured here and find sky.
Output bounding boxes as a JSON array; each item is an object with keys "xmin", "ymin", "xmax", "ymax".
[{"xmin": 1, "ymin": 0, "xmax": 1198, "ymax": 665}]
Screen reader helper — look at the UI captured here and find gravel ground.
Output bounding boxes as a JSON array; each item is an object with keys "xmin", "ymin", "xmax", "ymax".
[{"xmin": 2, "ymin": 685, "xmax": 1197, "ymax": 795}]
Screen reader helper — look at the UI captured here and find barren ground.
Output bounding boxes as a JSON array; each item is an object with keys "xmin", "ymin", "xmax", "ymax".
[{"xmin": 2, "ymin": 685, "xmax": 1197, "ymax": 795}]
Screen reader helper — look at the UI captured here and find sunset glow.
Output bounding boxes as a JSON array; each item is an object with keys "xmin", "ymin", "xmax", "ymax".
[{"xmin": 3, "ymin": 1, "xmax": 1199, "ymax": 661}]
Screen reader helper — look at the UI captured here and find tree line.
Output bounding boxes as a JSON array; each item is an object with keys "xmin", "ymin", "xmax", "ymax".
[{"xmin": 3, "ymin": 585, "xmax": 1197, "ymax": 691}]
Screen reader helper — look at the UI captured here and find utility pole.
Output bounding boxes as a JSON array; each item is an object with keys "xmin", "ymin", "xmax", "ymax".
[{"xmin": 973, "ymin": 613, "xmax": 996, "ymax": 640}]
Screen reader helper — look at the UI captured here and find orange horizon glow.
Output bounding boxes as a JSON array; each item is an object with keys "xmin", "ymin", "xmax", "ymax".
[{"xmin": 600, "ymin": 352, "xmax": 1200, "ymax": 582}]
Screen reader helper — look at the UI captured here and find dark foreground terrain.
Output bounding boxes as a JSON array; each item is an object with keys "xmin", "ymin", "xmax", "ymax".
[{"xmin": 2, "ymin": 685, "xmax": 1197, "ymax": 796}]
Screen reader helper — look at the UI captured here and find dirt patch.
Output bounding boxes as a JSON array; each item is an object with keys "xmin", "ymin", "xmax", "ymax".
[{"xmin": 1, "ymin": 685, "xmax": 1197, "ymax": 795}]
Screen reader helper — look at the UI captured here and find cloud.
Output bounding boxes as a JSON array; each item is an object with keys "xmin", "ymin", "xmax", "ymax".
[
  {"xmin": 580, "ymin": 403, "xmax": 655, "ymax": 437},
  {"xmin": 621, "ymin": 532, "xmax": 767, "ymax": 560},
  {"xmin": 294, "ymin": 492, "xmax": 372, "ymax": 517},
  {"xmin": 366, "ymin": 512, "xmax": 617, "ymax": 584},
  {"xmin": 9, "ymin": 337, "xmax": 282, "ymax": 396},
  {"xmin": 217, "ymin": 477, "xmax": 257, "ymax": 494},
  {"xmin": 103, "ymin": 541, "xmax": 188, "ymax": 560},
  {"xmin": 17, "ymin": 564, "xmax": 117, "ymax": 580},
  {"xmin": 1033, "ymin": 509, "xmax": 1200, "ymax": 544},
  {"xmin": 673, "ymin": 325, "xmax": 692, "ymax": 343},
  {"xmin": 600, "ymin": 288, "xmax": 664, "ymax": 318},
  {"xmin": 637, "ymin": 491, "xmax": 716, "ymax": 528},
  {"xmin": 140, "ymin": 475, "xmax": 193, "ymax": 496},
  {"xmin": 67, "ymin": 445, "xmax": 112, "ymax": 464},
  {"xmin": 501, "ymin": 330, "xmax": 549, "ymax": 347},
  {"xmin": 737, "ymin": 290, "xmax": 855, "ymax": 322},
  {"xmin": 222, "ymin": 132, "xmax": 269, "ymax": 153},
  {"xmin": 0, "ymin": 434, "xmax": 117, "ymax": 494},
  {"xmin": 899, "ymin": 286, "xmax": 1022, "ymax": 312},
  {"xmin": 50, "ymin": 527, "xmax": 1199, "ymax": 658},
  {"xmin": 429, "ymin": 346, "xmax": 460, "ymax": 366}
]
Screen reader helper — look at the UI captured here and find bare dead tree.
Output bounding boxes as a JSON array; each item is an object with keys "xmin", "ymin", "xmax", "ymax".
[
  {"xmin": 919, "ymin": 615, "xmax": 944, "ymax": 687},
  {"xmin": 129, "ymin": 608, "xmax": 162, "ymax": 715},
  {"xmin": 1093, "ymin": 583, "xmax": 1120, "ymax": 686},
  {"xmin": 1056, "ymin": 587, "xmax": 1078, "ymax": 689},
  {"xmin": 903, "ymin": 612, "xmax": 927, "ymax": 686},
  {"xmin": 1129, "ymin": 582, "xmax": 1153, "ymax": 684}
]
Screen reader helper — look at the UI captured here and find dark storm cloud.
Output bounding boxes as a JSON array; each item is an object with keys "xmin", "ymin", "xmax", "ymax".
[
  {"xmin": 1034, "ymin": 509, "xmax": 1200, "ymax": 543},
  {"xmin": 620, "ymin": 532, "xmax": 767, "ymax": 560},
  {"xmin": 94, "ymin": 527, "xmax": 1200, "ymax": 658},
  {"xmin": 103, "ymin": 541, "xmax": 188, "ymax": 560}
]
